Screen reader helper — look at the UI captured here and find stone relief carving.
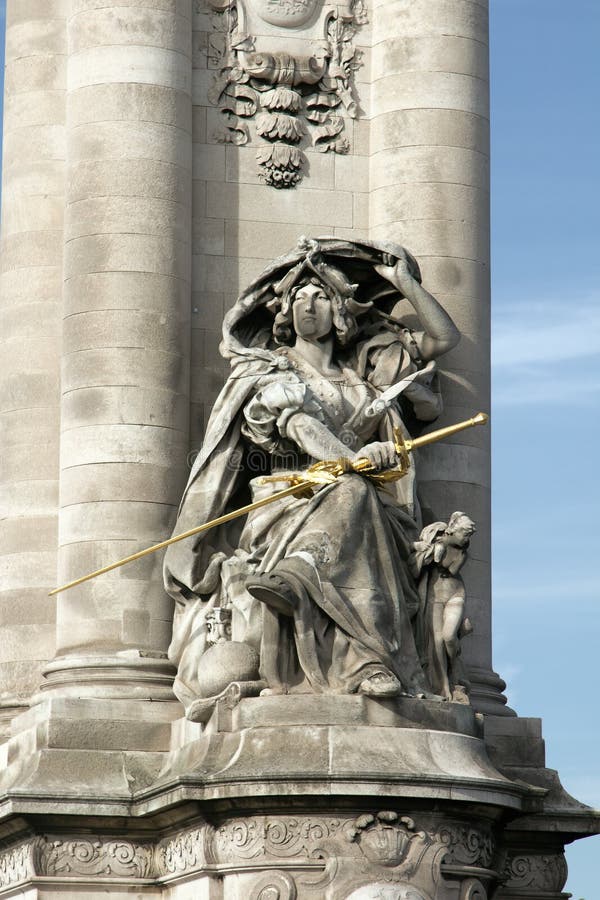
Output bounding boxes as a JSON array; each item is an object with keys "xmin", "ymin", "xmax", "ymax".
[
  {"xmin": 346, "ymin": 886, "xmax": 431, "ymax": 900},
  {"xmin": 204, "ymin": 0, "xmax": 366, "ymax": 186},
  {"xmin": 459, "ymin": 879, "xmax": 488, "ymax": 900},
  {"xmin": 409, "ymin": 512, "xmax": 476, "ymax": 702},
  {"xmin": 436, "ymin": 822, "xmax": 495, "ymax": 870},
  {"xmin": 37, "ymin": 838, "xmax": 155, "ymax": 878},
  {"xmin": 0, "ymin": 839, "xmax": 37, "ymax": 888},
  {"xmin": 502, "ymin": 852, "xmax": 568, "ymax": 891},
  {"xmin": 249, "ymin": 870, "xmax": 298, "ymax": 900},
  {"xmin": 0, "ymin": 818, "xmax": 501, "ymax": 895},
  {"xmin": 348, "ymin": 812, "xmax": 423, "ymax": 868},
  {"xmin": 163, "ymin": 237, "xmax": 463, "ymax": 714},
  {"xmin": 156, "ymin": 825, "xmax": 212, "ymax": 875}
]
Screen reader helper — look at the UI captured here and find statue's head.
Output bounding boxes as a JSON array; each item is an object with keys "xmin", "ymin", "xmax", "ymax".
[
  {"xmin": 270, "ymin": 237, "xmax": 371, "ymax": 346},
  {"xmin": 445, "ymin": 511, "xmax": 476, "ymax": 548},
  {"xmin": 272, "ymin": 271, "xmax": 361, "ymax": 346},
  {"xmin": 221, "ymin": 236, "xmax": 421, "ymax": 363}
]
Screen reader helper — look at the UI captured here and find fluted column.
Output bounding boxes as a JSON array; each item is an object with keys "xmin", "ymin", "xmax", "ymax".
[
  {"xmin": 369, "ymin": 0, "xmax": 511, "ymax": 714},
  {"xmin": 0, "ymin": 0, "xmax": 66, "ymax": 731},
  {"xmin": 41, "ymin": 0, "xmax": 193, "ymax": 699}
]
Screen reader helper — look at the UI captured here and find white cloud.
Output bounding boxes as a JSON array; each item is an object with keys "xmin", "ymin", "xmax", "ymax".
[
  {"xmin": 493, "ymin": 578, "xmax": 600, "ymax": 604},
  {"xmin": 492, "ymin": 295, "xmax": 600, "ymax": 406},
  {"xmin": 493, "ymin": 299, "xmax": 600, "ymax": 368}
]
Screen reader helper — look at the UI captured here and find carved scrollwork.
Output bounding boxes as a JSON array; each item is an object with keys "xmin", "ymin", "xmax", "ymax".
[
  {"xmin": 213, "ymin": 816, "xmax": 343, "ymax": 863},
  {"xmin": 459, "ymin": 878, "xmax": 488, "ymax": 900},
  {"xmin": 502, "ymin": 852, "xmax": 568, "ymax": 891},
  {"xmin": 249, "ymin": 869, "xmax": 298, "ymax": 900},
  {"xmin": 436, "ymin": 822, "xmax": 495, "ymax": 869},
  {"xmin": 37, "ymin": 838, "xmax": 155, "ymax": 878},
  {"xmin": 156, "ymin": 826, "xmax": 212, "ymax": 875}
]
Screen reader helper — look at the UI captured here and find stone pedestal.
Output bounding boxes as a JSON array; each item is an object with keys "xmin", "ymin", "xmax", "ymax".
[{"xmin": 0, "ymin": 694, "xmax": 595, "ymax": 898}]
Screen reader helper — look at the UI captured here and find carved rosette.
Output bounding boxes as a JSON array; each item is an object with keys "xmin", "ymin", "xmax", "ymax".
[
  {"xmin": 502, "ymin": 852, "xmax": 568, "ymax": 893},
  {"xmin": 204, "ymin": 0, "xmax": 366, "ymax": 187}
]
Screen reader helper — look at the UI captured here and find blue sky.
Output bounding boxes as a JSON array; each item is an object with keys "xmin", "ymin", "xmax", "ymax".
[
  {"xmin": 491, "ymin": 1, "xmax": 600, "ymax": 895},
  {"xmin": 0, "ymin": 0, "xmax": 598, "ymax": 894}
]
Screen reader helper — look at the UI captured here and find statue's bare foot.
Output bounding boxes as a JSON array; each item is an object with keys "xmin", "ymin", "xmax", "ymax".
[
  {"xmin": 358, "ymin": 671, "xmax": 402, "ymax": 698},
  {"xmin": 246, "ymin": 572, "xmax": 295, "ymax": 617}
]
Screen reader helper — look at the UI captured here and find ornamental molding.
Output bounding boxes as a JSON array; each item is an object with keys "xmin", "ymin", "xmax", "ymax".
[
  {"xmin": 0, "ymin": 839, "xmax": 38, "ymax": 889},
  {"xmin": 0, "ymin": 818, "xmax": 506, "ymax": 893},
  {"xmin": 37, "ymin": 838, "xmax": 155, "ymax": 879},
  {"xmin": 201, "ymin": 0, "xmax": 366, "ymax": 187},
  {"xmin": 436, "ymin": 822, "xmax": 496, "ymax": 870},
  {"xmin": 502, "ymin": 852, "xmax": 568, "ymax": 892}
]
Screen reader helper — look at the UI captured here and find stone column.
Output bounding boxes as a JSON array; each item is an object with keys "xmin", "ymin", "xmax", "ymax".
[
  {"xmin": 0, "ymin": 0, "xmax": 66, "ymax": 732},
  {"xmin": 369, "ymin": 0, "xmax": 510, "ymax": 714},
  {"xmin": 41, "ymin": 0, "xmax": 193, "ymax": 700}
]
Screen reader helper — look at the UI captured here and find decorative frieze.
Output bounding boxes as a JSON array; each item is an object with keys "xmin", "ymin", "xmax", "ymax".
[
  {"xmin": 437, "ymin": 822, "xmax": 496, "ymax": 870},
  {"xmin": 502, "ymin": 852, "xmax": 568, "ymax": 892},
  {"xmin": 1, "ymin": 819, "xmax": 557, "ymax": 898},
  {"xmin": 0, "ymin": 839, "xmax": 37, "ymax": 889},
  {"xmin": 37, "ymin": 838, "xmax": 155, "ymax": 879}
]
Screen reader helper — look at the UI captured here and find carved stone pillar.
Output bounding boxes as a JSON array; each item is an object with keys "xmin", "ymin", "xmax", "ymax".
[
  {"xmin": 369, "ymin": 0, "xmax": 511, "ymax": 716},
  {"xmin": 40, "ymin": 0, "xmax": 193, "ymax": 700},
  {"xmin": 0, "ymin": 0, "xmax": 66, "ymax": 733}
]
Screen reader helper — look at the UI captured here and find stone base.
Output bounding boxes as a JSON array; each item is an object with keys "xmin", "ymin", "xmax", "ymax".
[{"xmin": 0, "ymin": 693, "xmax": 597, "ymax": 899}]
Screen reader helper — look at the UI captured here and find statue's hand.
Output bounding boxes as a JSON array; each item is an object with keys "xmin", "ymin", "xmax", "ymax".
[
  {"xmin": 374, "ymin": 251, "xmax": 415, "ymax": 295},
  {"xmin": 352, "ymin": 441, "xmax": 398, "ymax": 471}
]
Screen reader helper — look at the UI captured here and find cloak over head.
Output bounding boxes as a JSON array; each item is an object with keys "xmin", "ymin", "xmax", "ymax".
[{"xmin": 220, "ymin": 235, "xmax": 422, "ymax": 364}]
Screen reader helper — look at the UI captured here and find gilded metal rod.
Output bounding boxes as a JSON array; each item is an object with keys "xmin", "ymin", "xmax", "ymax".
[
  {"xmin": 48, "ymin": 412, "xmax": 488, "ymax": 596},
  {"xmin": 48, "ymin": 482, "xmax": 308, "ymax": 596},
  {"xmin": 404, "ymin": 412, "xmax": 488, "ymax": 451}
]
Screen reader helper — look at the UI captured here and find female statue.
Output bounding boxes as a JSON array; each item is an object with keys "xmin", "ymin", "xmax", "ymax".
[{"xmin": 164, "ymin": 238, "xmax": 460, "ymax": 713}]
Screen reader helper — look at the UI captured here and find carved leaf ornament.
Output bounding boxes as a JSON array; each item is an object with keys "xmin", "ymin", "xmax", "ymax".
[{"xmin": 204, "ymin": 0, "xmax": 365, "ymax": 186}]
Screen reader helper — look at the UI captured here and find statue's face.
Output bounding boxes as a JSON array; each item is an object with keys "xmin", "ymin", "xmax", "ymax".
[
  {"xmin": 447, "ymin": 518, "xmax": 475, "ymax": 548},
  {"xmin": 292, "ymin": 282, "xmax": 334, "ymax": 340}
]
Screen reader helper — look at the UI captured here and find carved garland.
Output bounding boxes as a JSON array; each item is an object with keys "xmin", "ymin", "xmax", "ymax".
[{"xmin": 203, "ymin": 0, "xmax": 366, "ymax": 187}]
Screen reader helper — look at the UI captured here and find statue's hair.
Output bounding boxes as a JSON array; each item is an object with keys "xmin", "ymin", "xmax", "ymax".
[
  {"xmin": 446, "ymin": 511, "xmax": 476, "ymax": 535},
  {"xmin": 272, "ymin": 275, "xmax": 359, "ymax": 346}
]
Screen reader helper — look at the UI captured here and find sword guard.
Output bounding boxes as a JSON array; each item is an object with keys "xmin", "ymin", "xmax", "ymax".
[{"xmin": 393, "ymin": 427, "xmax": 412, "ymax": 477}]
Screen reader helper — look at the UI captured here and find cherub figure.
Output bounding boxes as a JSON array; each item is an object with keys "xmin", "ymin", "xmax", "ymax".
[{"xmin": 409, "ymin": 512, "xmax": 475, "ymax": 702}]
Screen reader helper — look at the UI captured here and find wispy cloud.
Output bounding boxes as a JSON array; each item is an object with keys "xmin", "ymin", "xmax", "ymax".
[
  {"xmin": 494, "ymin": 577, "xmax": 600, "ymax": 604},
  {"xmin": 492, "ymin": 295, "xmax": 600, "ymax": 406}
]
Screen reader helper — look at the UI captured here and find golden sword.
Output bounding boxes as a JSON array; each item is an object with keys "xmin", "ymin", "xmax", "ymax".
[{"xmin": 48, "ymin": 412, "xmax": 488, "ymax": 596}]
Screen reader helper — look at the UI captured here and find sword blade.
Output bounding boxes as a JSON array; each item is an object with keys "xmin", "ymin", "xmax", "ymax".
[
  {"xmin": 48, "ymin": 412, "xmax": 489, "ymax": 597},
  {"xmin": 48, "ymin": 481, "xmax": 310, "ymax": 596}
]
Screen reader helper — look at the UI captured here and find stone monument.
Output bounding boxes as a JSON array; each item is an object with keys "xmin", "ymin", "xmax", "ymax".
[{"xmin": 0, "ymin": 1, "xmax": 597, "ymax": 898}]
